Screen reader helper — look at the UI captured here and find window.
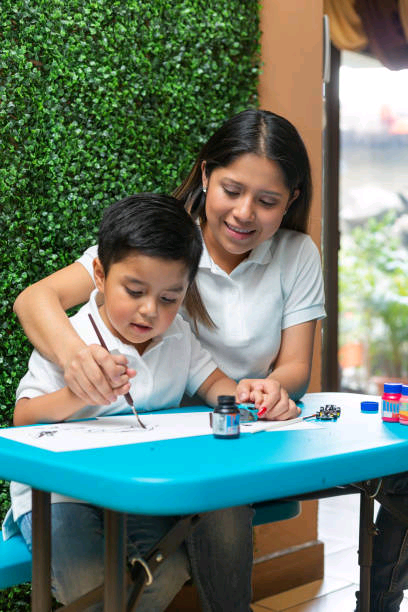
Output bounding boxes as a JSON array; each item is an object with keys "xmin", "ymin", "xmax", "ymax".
[{"xmin": 338, "ymin": 51, "xmax": 408, "ymax": 393}]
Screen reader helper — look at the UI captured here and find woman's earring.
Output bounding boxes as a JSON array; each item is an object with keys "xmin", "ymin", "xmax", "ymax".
[{"xmin": 203, "ymin": 187, "xmax": 207, "ymax": 194}]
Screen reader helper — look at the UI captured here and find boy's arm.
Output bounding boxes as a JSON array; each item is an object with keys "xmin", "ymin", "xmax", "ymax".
[
  {"xmin": 196, "ymin": 368, "xmax": 237, "ymax": 408},
  {"xmin": 13, "ymin": 388, "xmax": 87, "ymax": 426}
]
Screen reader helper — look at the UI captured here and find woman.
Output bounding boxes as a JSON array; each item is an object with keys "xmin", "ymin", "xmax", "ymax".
[{"xmin": 14, "ymin": 109, "xmax": 325, "ymax": 611}]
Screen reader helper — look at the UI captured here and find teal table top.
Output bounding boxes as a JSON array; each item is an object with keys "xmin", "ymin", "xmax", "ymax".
[{"xmin": 0, "ymin": 392, "xmax": 407, "ymax": 515}]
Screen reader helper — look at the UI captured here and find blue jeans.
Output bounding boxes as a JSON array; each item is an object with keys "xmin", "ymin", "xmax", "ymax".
[
  {"xmin": 355, "ymin": 472, "xmax": 408, "ymax": 611},
  {"xmin": 186, "ymin": 504, "xmax": 254, "ymax": 612},
  {"xmin": 18, "ymin": 502, "xmax": 254, "ymax": 611}
]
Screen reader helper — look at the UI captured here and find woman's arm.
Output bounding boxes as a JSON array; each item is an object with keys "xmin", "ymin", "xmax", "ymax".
[
  {"xmin": 13, "ymin": 263, "xmax": 134, "ymax": 404},
  {"xmin": 237, "ymin": 320, "xmax": 316, "ymax": 420},
  {"xmin": 14, "ymin": 263, "xmax": 94, "ymax": 364},
  {"xmin": 268, "ymin": 320, "xmax": 316, "ymax": 399}
]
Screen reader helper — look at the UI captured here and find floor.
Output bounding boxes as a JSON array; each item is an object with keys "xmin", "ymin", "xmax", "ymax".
[{"xmin": 252, "ymin": 495, "xmax": 408, "ymax": 612}]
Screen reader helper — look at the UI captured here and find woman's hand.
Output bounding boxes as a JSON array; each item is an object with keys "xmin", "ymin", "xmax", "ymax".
[
  {"xmin": 236, "ymin": 378, "xmax": 301, "ymax": 421},
  {"xmin": 63, "ymin": 345, "xmax": 136, "ymax": 405}
]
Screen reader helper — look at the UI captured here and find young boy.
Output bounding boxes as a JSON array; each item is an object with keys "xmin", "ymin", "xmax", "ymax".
[
  {"xmin": 13, "ymin": 193, "xmax": 243, "ymax": 426},
  {"xmin": 6, "ymin": 193, "xmax": 275, "ymax": 610}
]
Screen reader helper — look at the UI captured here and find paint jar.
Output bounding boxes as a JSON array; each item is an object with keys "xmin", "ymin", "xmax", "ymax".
[
  {"xmin": 211, "ymin": 395, "xmax": 240, "ymax": 439},
  {"xmin": 381, "ymin": 382, "xmax": 402, "ymax": 423},
  {"xmin": 399, "ymin": 385, "xmax": 408, "ymax": 425}
]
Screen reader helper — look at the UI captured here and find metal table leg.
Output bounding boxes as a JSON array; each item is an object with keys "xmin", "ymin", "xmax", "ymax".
[
  {"xmin": 357, "ymin": 481, "xmax": 383, "ymax": 612},
  {"xmin": 31, "ymin": 489, "xmax": 52, "ymax": 612},
  {"xmin": 104, "ymin": 509, "xmax": 127, "ymax": 612},
  {"xmin": 358, "ymin": 489, "xmax": 373, "ymax": 612},
  {"xmin": 279, "ymin": 482, "xmax": 381, "ymax": 612}
]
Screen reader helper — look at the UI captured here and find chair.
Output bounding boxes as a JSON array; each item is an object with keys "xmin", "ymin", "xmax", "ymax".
[
  {"xmin": 0, "ymin": 529, "xmax": 32, "ymax": 589},
  {"xmin": 0, "ymin": 502, "xmax": 300, "ymax": 586},
  {"xmin": 0, "ymin": 503, "xmax": 302, "ymax": 606},
  {"xmin": 252, "ymin": 499, "xmax": 300, "ymax": 526}
]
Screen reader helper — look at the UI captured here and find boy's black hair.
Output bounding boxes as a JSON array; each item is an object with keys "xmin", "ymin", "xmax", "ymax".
[{"xmin": 98, "ymin": 193, "xmax": 202, "ymax": 284}]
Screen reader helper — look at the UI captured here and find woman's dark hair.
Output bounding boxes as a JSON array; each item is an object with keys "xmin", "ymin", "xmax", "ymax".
[
  {"xmin": 98, "ymin": 193, "xmax": 202, "ymax": 284},
  {"xmin": 174, "ymin": 108, "xmax": 312, "ymax": 233}
]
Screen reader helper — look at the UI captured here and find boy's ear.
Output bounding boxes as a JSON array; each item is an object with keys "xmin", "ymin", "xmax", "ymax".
[{"xmin": 93, "ymin": 258, "xmax": 106, "ymax": 293}]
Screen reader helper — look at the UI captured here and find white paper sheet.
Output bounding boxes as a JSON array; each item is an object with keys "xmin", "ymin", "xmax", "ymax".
[{"xmin": 0, "ymin": 412, "xmax": 319, "ymax": 452}]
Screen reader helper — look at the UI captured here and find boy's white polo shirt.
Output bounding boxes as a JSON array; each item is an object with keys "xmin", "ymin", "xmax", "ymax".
[
  {"xmin": 5, "ymin": 290, "xmax": 217, "ymax": 531},
  {"xmin": 77, "ymin": 229, "xmax": 325, "ymax": 380},
  {"xmin": 16, "ymin": 290, "xmax": 217, "ymax": 418}
]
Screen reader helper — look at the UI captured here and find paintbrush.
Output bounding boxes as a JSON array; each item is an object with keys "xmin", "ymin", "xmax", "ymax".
[{"xmin": 88, "ymin": 313, "xmax": 146, "ymax": 429}]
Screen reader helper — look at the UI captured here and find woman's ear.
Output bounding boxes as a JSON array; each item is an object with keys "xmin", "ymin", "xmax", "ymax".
[
  {"xmin": 201, "ymin": 161, "xmax": 208, "ymax": 191},
  {"xmin": 286, "ymin": 188, "xmax": 300, "ymax": 212},
  {"xmin": 93, "ymin": 258, "xmax": 106, "ymax": 293}
]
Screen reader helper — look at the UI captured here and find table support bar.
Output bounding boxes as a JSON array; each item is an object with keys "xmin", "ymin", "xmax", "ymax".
[
  {"xmin": 358, "ymin": 487, "xmax": 378, "ymax": 612},
  {"xmin": 104, "ymin": 509, "xmax": 127, "ymax": 612},
  {"xmin": 31, "ymin": 489, "xmax": 52, "ymax": 612}
]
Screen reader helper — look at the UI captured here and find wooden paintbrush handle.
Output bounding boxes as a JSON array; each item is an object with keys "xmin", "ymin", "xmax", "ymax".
[{"xmin": 88, "ymin": 313, "xmax": 134, "ymax": 407}]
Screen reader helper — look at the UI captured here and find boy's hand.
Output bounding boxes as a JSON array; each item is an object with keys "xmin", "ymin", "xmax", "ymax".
[
  {"xmin": 63, "ymin": 344, "xmax": 136, "ymax": 405},
  {"xmin": 236, "ymin": 378, "xmax": 301, "ymax": 421}
]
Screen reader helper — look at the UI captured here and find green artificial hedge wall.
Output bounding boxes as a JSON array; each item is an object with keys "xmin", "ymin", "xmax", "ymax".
[{"xmin": 0, "ymin": 0, "xmax": 260, "ymax": 607}]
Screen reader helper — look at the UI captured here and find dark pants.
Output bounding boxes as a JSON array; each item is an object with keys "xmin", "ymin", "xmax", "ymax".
[
  {"xmin": 19, "ymin": 502, "xmax": 254, "ymax": 612},
  {"xmin": 356, "ymin": 472, "xmax": 408, "ymax": 611}
]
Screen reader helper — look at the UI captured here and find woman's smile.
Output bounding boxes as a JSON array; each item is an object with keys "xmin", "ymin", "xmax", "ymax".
[{"xmin": 224, "ymin": 221, "xmax": 256, "ymax": 241}]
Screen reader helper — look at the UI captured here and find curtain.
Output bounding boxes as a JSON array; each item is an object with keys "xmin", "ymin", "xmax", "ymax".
[
  {"xmin": 324, "ymin": 0, "xmax": 368, "ymax": 51},
  {"xmin": 324, "ymin": 0, "xmax": 408, "ymax": 70}
]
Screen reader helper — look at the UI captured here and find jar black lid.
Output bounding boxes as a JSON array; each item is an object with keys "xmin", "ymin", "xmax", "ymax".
[{"xmin": 217, "ymin": 395, "xmax": 236, "ymax": 405}]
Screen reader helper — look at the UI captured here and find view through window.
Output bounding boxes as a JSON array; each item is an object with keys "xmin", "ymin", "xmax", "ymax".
[{"xmin": 338, "ymin": 51, "xmax": 408, "ymax": 394}]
